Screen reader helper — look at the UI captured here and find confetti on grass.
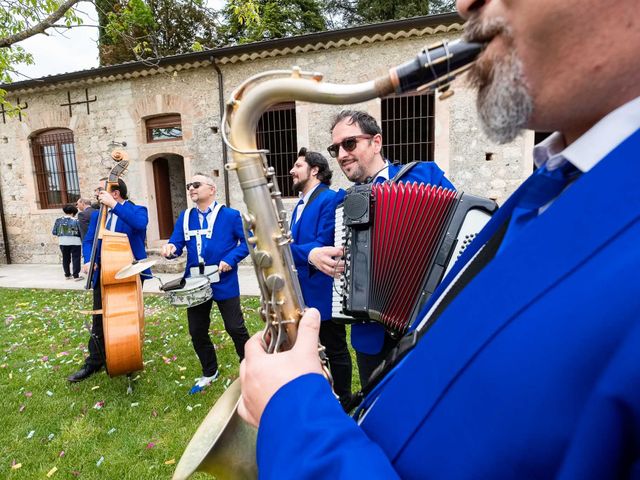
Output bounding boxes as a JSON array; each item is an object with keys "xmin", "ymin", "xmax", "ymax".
[
  {"xmin": 107, "ymin": 428, "xmax": 116, "ymax": 435},
  {"xmin": 96, "ymin": 456, "xmax": 104, "ymax": 467},
  {"xmin": 11, "ymin": 462, "xmax": 22, "ymax": 470},
  {"xmin": 164, "ymin": 459, "xmax": 176, "ymax": 465},
  {"xmin": 26, "ymin": 430, "xmax": 35, "ymax": 439},
  {"xmin": 46, "ymin": 466, "xmax": 58, "ymax": 477}
]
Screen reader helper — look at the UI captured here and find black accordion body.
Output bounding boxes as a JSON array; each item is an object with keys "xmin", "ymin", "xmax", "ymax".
[{"xmin": 332, "ymin": 181, "xmax": 498, "ymax": 336}]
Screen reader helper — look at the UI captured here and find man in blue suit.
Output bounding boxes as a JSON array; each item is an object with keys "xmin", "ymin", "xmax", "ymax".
[
  {"xmin": 68, "ymin": 178, "xmax": 149, "ymax": 382},
  {"xmin": 238, "ymin": 0, "xmax": 640, "ymax": 477},
  {"xmin": 162, "ymin": 173, "xmax": 250, "ymax": 394},
  {"xmin": 312, "ymin": 110, "xmax": 455, "ymax": 387},
  {"xmin": 289, "ymin": 148, "xmax": 352, "ymax": 408}
]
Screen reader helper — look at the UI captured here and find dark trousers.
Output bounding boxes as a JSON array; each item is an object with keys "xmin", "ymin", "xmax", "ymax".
[
  {"xmin": 60, "ymin": 245, "xmax": 81, "ymax": 277},
  {"xmin": 355, "ymin": 331, "xmax": 399, "ymax": 388},
  {"xmin": 320, "ymin": 319, "xmax": 352, "ymax": 406},
  {"xmin": 85, "ymin": 277, "xmax": 145, "ymax": 371},
  {"xmin": 187, "ymin": 296, "xmax": 250, "ymax": 377},
  {"xmin": 86, "ymin": 285, "xmax": 106, "ymax": 370}
]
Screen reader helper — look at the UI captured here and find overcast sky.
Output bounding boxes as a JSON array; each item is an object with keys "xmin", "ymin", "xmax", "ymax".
[
  {"xmin": 11, "ymin": 0, "xmax": 224, "ymax": 81},
  {"xmin": 12, "ymin": 2, "xmax": 100, "ymax": 81}
]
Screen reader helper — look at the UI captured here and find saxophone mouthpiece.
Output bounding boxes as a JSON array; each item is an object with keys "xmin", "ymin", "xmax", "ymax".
[{"xmin": 390, "ymin": 40, "xmax": 485, "ymax": 96}]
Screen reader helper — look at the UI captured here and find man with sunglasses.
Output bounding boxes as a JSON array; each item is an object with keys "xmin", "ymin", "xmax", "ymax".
[
  {"xmin": 288, "ymin": 148, "xmax": 353, "ymax": 409},
  {"xmin": 313, "ymin": 110, "xmax": 455, "ymax": 388},
  {"xmin": 238, "ymin": 0, "xmax": 640, "ymax": 477},
  {"xmin": 161, "ymin": 173, "xmax": 250, "ymax": 394}
]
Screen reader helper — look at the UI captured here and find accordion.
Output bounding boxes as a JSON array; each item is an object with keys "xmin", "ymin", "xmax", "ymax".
[{"xmin": 332, "ymin": 181, "xmax": 497, "ymax": 336}]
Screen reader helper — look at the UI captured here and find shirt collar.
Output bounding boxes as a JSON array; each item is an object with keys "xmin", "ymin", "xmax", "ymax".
[
  {"xmin": 300, "ymin": 183, "xmax": 321, "ymax": 204},
  {"xmin": 198, "ymin": 201, "xmax": 216, "ymax": 215},
  {"xmin": 372, "ymin": 161, "xmax": 392, "ymax": 182},
  {"xmin": 534, "ymin": 95, "xmax": 640, "ymax": 172}
]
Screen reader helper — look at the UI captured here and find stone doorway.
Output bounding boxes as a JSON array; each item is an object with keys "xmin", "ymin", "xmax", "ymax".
[{"xmin": 152, "ymin": 154, "xmax": 186, "ymax": 239}]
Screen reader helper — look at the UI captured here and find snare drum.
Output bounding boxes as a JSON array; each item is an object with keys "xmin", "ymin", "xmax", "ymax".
[{"xmin": 166, "ymin": 276, "xmax": 213, "ymax": 308}]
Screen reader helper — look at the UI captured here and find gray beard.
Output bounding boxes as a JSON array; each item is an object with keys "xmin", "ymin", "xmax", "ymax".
[
  {"xmin": 465, "ymin": 19, "xmax": 534, "ymax": 144},
  {"xmin": 476, "ymin": 51, "xmax": 533, "ymax": 144}
]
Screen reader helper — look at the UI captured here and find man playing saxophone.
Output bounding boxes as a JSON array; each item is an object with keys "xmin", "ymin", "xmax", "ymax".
[{"xmin": 238, "ymin": 0, "xmax": 640, "ymax": 477}]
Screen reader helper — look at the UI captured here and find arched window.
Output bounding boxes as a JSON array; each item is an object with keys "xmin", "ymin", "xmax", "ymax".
[{"xmin": 31, "ymin": 128, "xmax": 80, "ymax": 209}]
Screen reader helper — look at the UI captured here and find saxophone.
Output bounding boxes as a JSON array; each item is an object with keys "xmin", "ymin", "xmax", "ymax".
[{"xmin": 172, "ymin": 39, "xmax": 484, "ymax": 480}]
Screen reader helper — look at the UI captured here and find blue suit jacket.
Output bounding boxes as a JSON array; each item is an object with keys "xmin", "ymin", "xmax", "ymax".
[
  {"xmin": 351, "ymin": 161, "xmax": 456, "ymax": 354},
  {"xmin": 291, "ymin": 185, "xmax": 340, "ymax": 321},
  {"xmin": 169, "ymin": 205, "xmax": 249, "ymax": 301},
  {"xmin": 257, "ymin": 129, "xmax": 640, "ymax": 478},
  {"xmin": 83, "ymin": 201, "xmax": 149, "ymax": 288}
]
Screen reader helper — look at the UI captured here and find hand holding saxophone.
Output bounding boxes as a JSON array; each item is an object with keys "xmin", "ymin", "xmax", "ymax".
[{"xmin": 238, "ymin": 308, "xmax": 325, "ymax": 427}]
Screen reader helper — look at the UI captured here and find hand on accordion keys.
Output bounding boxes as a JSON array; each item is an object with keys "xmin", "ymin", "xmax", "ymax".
[
  {"xmin": 309, "ymin": 246, "xmax": 345, "ymax": 278},
  {"xmin": 238, "ymin": 308, "xmax": 325, "ymax": 427}
]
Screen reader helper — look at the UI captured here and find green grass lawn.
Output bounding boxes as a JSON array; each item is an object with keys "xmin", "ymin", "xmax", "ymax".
[
  {"xmin": 0, "ymin": 289, "xmax": 267, "ymax": 479},
  {"xmin": 0, "ymin": 288, "xmax": 360, "ymax": 479}
]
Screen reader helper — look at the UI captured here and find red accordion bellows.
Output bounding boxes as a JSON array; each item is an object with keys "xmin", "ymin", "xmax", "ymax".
[{"xmin": 370, "ymin": 182, "xmax": 457, "ymax": 332}]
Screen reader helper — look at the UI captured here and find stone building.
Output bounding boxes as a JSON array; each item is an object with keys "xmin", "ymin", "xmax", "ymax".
[{"xmin": 0, "ymin": 13, "xmax": 537, "ymax": 265}]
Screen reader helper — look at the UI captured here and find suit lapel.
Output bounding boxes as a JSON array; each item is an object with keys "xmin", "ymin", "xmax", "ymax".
[{"xmin": 363, "ymin": 128, "xmax": 640, "ymax": 459}]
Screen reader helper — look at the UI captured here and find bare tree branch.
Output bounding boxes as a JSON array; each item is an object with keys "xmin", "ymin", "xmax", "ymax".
[{"xmin": 0, "ymin": 0, "xmax": 82, "ymax": 47}]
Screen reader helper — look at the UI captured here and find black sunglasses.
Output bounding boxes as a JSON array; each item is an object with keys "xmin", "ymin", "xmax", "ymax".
[
  {"xmin": 327, "ymin": 135, "xmax": 373, "ymax": 158},
  {"xmin": 186, "ymin": 181, "xmax": 213, "ymax": 190}
]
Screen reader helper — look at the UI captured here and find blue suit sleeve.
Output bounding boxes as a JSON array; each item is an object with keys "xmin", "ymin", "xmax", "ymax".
[
  {"xmin": 168, "ymin": 210, "xmax": 187, "ymax": 257},
  {"xmin": 82, "ymin": 210, "xmax": 100, "ymax": 263},
  {"xmin": 290, "ymin": 195, "xmax": 337, "ymax": 266},
  {"xmin": 257, "ymin": 374, "xmax": 400, "ymax": 479},
  {"xmin": 221, "ymin": 211, "xmax": 249, "ymax": 268},
  {"xmin": 112, "ymin": 202, "xmax": 148, "ymax": 231}
]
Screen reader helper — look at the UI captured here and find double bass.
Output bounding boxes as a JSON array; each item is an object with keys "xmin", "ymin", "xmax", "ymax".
[{"xmin": 85, "ymin": 151, "xmax": 144, "ymax": 377}]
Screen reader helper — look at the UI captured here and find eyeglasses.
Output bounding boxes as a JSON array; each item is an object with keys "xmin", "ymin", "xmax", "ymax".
[
  {"xmin": 327, "ymin": 135, "xmax": 373, "ymax": 158},
  {"xmin": 186, "ymin": 182, "xmax": 213, "ymax": 190}
]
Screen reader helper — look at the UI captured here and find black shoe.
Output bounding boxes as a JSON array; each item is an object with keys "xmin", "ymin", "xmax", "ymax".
[{"xmin": 67, "ymin": 366, "xmax": 101, "ymax": 383}]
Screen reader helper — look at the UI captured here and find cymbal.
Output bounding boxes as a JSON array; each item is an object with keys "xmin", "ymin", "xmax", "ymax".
[{"xmin": 115, "ymin": 259, "xmax": 157, "ymax": 279}]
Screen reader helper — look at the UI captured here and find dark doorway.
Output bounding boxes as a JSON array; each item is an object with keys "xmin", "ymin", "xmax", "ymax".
[{"xmin": 153, "ymin": 157, "xmax": 174, "ymax": 239}]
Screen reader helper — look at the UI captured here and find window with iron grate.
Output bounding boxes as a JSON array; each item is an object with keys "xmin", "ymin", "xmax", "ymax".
[
  {"xmin": 381, "ymin": 91, "xmax": 435, "ymax": 164},
  {"xmin": 256, "ymin": 102, "xmax": 298, "ymax": 198},
  {"xmin": 31, "ymin": 129, "xmax": 80, "ymax": 209},
  {"xmin": 146, "ymin": 114, "xmax": 183, "ymax": 142}
]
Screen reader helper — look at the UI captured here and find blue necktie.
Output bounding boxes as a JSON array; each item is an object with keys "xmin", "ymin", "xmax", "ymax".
[
  {"xmin": 200, "ymin": 208, "xmax": 211, "ymax": 230},
  {"xmin": 292, "ymin": 199, "xmax": 304, "ymax": 226},
  {"xmin": 106, "ymin": 210, "xmax": 113, "ymax": 231},
  {"xmin": 498, "ymin": 161, "xmax": 580, "ymax": 253}
]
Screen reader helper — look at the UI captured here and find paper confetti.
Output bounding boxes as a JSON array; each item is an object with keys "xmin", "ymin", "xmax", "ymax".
[
  {"xmin": 46, "ymin": 390, "xmax": 54, "ymax": 396},
  {"xmin": 131, "ymin": 402, "xmax": 139, "ymax": 407},
  {"xmin": 48, "ymin": 433, "xmax": 55, "ymax": 441},
  {"xmin": 96, "ymin": 456, "xmax": 104, "ymax": 467},
  {"xmin": 91, "ymin": 385, "xmax": 100, "ymax": 391},
  {"xmin": 146, "ymin": 442, "xmax": 155, "ymax": 449},
  {"xmin": 59, "ymin": 451, "xmax": 65, "ymax": 458},
  {"xmin": 164, "ymin": 459, "xmax": 176, "ymax": 465},
  {"xmin": 26, "ymin": 430, "xmax": 35, "ymax": 439},
  {"xmin": 107, "ymin": 428, "xmax": 116, "ymax": 435},
  {"xmin": 46, "ymin": 466, "xmax": 58, "ymax": 477},
  {"xmin": 93, "ymin": 401, "xmax": 105, "ymax": 410},
  {"xmin": 11, "ymin": 463, "xmax": 22, "ymax": 470}
]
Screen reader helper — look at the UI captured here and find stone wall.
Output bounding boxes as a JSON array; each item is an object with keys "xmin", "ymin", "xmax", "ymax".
[{"xmin": 0, "ymin": 27, "xmax": 534, "ymax": 264}]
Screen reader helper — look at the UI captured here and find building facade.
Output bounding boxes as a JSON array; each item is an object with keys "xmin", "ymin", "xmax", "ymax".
[{"xmin": 0, "ymin": 13, "xmax": 535, "ymax": 264}]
